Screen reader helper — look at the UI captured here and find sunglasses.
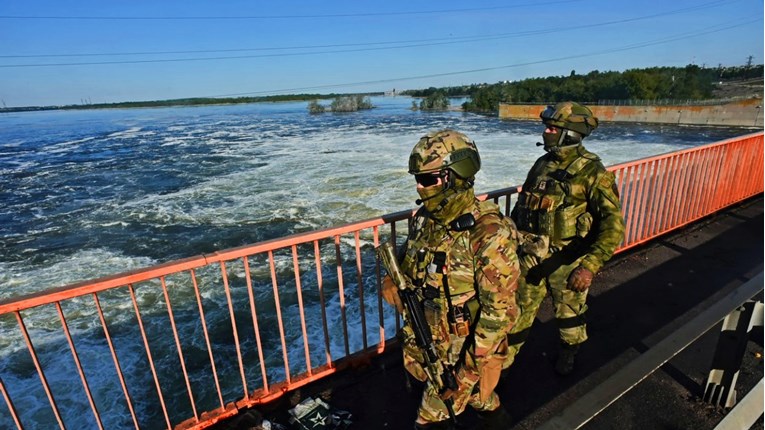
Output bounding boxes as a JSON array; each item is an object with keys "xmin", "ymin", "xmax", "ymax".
[{"xmin": 415, "ymin": 173, "xmax": 442, "ymax": 187}]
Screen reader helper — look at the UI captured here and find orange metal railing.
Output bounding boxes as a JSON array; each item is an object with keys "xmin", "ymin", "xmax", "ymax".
[
  {"xmin": 0, "ymin": 132, "xmax": 761, "ymax": 430},
  {"xmin": 610, "ymin": 132, "xmax": 764, "ymax": 251}
]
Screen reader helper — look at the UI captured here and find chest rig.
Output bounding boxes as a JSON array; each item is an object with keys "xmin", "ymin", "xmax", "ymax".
[
  {"xmin": 514, "ymin": 154, "xmax": 594, "ymax": 246},
  {"xmin": 400, "ymin": 201, "xmax": 496, "ymax": 338}
]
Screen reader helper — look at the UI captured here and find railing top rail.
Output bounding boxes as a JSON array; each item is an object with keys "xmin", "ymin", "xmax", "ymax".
[{"xmin": 605, "ymin": 131, "xmax": 763, "ymax": 171}]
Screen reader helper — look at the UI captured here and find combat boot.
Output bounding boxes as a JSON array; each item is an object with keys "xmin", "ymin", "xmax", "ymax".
[
  {"xmin": 474, "ymin": 406, "xmax": 512, "ymax": 430},
  {"xmin": 555, "ymin": 342, "xmax": 580, "ymax": 376}
]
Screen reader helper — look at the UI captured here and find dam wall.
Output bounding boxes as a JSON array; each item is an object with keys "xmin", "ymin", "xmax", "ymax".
[{"xmin": 498, "ymin": 98, "xmax": 764, "ymax": 128}]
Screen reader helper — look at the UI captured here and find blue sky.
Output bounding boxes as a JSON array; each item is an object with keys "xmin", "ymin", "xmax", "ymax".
[{"xmin": 1, "ymin": 0, "xmax": 762, "ymax": 107}]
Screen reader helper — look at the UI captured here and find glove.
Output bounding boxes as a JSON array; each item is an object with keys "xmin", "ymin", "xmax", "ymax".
[
  {"xmin": 567, "ymin": 266, "xmax": 593, "ymax": 292},
  {"xmin": 520, "ymin": 232, "xmax": 549, "ymax": 258},
  {"xmin": 381, "ymin": 275, "xmax": 404, "ymax": 313}
]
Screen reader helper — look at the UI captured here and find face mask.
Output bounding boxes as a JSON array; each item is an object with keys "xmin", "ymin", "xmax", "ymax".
[
  {"xmin": 417, "ymin": 186, "xmax": 447, "ymax": 213},
  {"xmin": 542, "ymin": 131, "xmax": 561, "ymax": 151}
]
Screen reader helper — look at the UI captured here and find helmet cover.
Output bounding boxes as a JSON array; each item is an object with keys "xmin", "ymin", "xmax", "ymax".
[
  {"xmin": 408, "ymin": 129, "xmax": 481, "ymax": 179},
  {"xmin": 540, "ymin": 102, "xmax": 599, "ymax": 137}
]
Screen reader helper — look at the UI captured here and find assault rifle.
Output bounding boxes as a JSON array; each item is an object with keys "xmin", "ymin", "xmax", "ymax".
[{"xmin": 376, "ymin": 242, "xmax": 458, "ymax": 423}]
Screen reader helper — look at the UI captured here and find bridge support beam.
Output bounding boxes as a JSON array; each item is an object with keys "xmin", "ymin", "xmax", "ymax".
[{"xmin": 703, "ymin": 299, "xmax": 764, "ymax": 409}]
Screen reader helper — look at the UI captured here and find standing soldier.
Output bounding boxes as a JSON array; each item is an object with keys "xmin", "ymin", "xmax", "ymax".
[
  {"xmin": 506, "ymin": 102, "xmax": 625, "ymax": 375},
  {"xmin": 381, "ymin": 130, "xmax": 520, "ymax": 429}
]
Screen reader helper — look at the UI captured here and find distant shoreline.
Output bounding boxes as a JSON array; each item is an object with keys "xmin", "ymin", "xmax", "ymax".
[{"xmin": 0, "ymin": 93, "xmax": 388, "ymax": 113}]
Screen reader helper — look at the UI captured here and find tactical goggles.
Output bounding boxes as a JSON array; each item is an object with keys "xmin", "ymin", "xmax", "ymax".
[
  {"xmin": 540, "ymin": 105, "xmax": 597, "ymax": 125},
  {"xmin": 540, "ymin": 105, "xmax": 560, "ymax": 121},
  {"xmin": 415, "ymin": 173, "xmax": 442, "ymax": 187}
]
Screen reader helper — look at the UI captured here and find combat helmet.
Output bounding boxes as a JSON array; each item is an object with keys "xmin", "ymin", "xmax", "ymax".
[
  {"xmin": 408, "ymin": 129, "xmax": 481, "ymax": 179},
  {"xmin": 408, "ymin": 130, "xmax": 481, "ymax": 220},
  {"xmin": 540, "ymin": 102, "xmax": 599, "ymax": 137}
]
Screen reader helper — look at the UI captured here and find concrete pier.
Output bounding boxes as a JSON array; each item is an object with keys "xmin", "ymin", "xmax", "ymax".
[{"xmin": 499, "ymin": 98, "xmax": 764, "ymax": 128}]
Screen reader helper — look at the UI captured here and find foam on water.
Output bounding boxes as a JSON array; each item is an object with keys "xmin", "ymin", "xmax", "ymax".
[
  {"xmin": 0, "ymin": 248, "xmax": 157, "ymax": 300},
  {"xmin": 106, "ymin": 126, "xmax": 144, "ymax": 139}
]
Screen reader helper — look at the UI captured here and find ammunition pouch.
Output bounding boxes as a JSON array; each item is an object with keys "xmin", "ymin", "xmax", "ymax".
[
  {"xmin": 514, "ymin": 154, "xmax": 597, "ymax": 246},
  {"xmin": 515, "ymin": 195, "xmax": 588, "ymax": 246},
  {"xmin": 423, "ymin": 299, "xmax": 442, "ymax": 327},
  {"xmin": 553, "ymin": 202, "xmax": 588, "ymax": 242},
  {"xmin": 576, "ymin": 211, "xmax": 593, "ymax": 238}
]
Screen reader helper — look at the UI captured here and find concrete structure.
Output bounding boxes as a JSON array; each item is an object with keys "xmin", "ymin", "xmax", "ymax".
[{"xmin": 499, "ymin": 98, "xmax": 764, "ymax": 128}]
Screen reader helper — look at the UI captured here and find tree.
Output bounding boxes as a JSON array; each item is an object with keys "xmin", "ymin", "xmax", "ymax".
[{"xmin": 419, "ymin": 91, "xmax": 450, "ymax": 110}]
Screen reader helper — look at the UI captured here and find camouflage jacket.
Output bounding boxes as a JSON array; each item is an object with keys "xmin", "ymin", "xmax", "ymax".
[
  {"xmin": 401, "ymin": 198, "xmax": 520, "ymax": 362},
  {"xmin": 511, "ymin": 145, "xmax": 625, "ymax": 274}
]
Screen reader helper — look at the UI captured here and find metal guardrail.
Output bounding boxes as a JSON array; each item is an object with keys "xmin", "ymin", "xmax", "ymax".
[
  {"xmin": 0, "ymin": 132, "xmax": 762, "ymax": 430},
  {"xmin": 537, "ymin": 272, "xmax": 764, "ymax": 430},
  {"xmin": 715, "ymin": 379, "xmax": 764, "ymax": 430}
]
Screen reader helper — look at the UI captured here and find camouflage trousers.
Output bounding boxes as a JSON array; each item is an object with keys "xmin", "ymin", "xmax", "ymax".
[
  {"xmin": 402, "ymin": 325, "xmax": 506, "ymax": 423},
  {"xmin": 503, "ymin": 249, "xmax": 589, "ymax": 369}
]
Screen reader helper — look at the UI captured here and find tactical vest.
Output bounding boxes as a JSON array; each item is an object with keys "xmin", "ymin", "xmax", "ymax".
[
  {"xmin": 400, "ymin": 200, "xmax": 502, "ymax": 338},
  {"xmin": 514, "ymin": 154, "xmax": 595, "ymax": 246}
]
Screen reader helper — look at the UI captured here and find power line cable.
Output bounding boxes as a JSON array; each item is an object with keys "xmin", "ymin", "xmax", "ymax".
[
  {"xmin": 0, "ymin": 0, "xmax": 734, "ymax": 59},
  {"xmin": 0, "ymin": 0, "xmax": 583, "ymax": 20},
  {"xmin": 205, "ymin": 18, "xmax": 761, "ymax": 98},
  {"xmin": 0, "ymin": 2, "xmax": 749, "ymax": 68}
]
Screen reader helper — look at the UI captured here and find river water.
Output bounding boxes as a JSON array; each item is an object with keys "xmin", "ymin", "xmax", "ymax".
[{"xmin": 0, "ymin": 96, "xmax": 751, "ymax": 428}]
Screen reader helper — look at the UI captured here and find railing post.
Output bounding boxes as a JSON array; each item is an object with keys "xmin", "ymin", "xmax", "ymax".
[{"xmin": 703, "ymin": 300, "xmax": 764, "ymax": 409}]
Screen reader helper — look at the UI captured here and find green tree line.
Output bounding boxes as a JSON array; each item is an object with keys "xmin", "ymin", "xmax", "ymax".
[
  {"xmin": 1, "ymin": 93, "xmax": 384, "ymax": 112},
  {"xmin": 403, "ymin": 64, "xmax": 764, "ymax": 113}
]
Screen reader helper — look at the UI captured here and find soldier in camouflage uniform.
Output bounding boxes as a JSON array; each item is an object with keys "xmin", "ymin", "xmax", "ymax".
[
  {"xmin": 381, "ymin": 130, "xmax": 520, "ymax": 429},
  {"xmin": 506, "ymin": 102, "xmax": 625, "ymax": 375}
]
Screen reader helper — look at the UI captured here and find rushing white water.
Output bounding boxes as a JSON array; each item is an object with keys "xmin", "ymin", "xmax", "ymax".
[{"xmin": 0, "ymin": 96, "xmax": 751, "ymax": 429}]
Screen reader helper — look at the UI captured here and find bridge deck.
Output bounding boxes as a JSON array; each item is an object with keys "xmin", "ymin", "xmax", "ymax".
[{"xmin": 213, "ymin": 196, "xmax": 763, "ymax": 430}]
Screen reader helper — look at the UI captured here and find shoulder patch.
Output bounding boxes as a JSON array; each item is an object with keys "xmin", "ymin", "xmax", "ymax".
[{"xmin": 598, "ymin": 171, "xmax": 616, "ymax": 189}]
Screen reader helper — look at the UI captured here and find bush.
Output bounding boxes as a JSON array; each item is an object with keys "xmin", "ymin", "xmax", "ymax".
[
  {"xmin": 307, "ymin": 100, "xmax": 326, "ymax": 114},
  {"xmin": 419, "ymin": 91, "xmax": 450, "ymax": 110},
  {"xmin": 330, "ymin": 95, "xmax": 374, "ymax": 112}
]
